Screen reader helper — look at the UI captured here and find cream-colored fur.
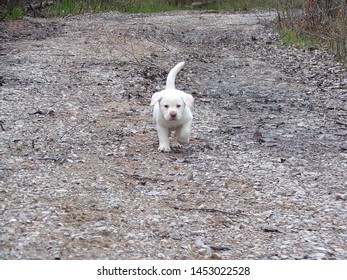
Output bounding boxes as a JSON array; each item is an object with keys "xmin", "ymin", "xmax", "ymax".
[{"xmin": 150, "ymin": 62, "xmax": 194, "ymax": 152}]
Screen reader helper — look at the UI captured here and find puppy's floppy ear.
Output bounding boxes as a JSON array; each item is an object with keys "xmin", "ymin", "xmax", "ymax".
[
  {"xmin": 150, "ymin": 91, "xmax": 163, "ymax": 106},
  {"xmin": 182, "ymin": 93, "xmax": 194, "ymax": 109}
]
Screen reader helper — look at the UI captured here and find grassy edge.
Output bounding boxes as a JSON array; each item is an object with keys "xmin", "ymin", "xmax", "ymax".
[
  {"xmin": 2, "ymin": 6, "xmax": 24, "ymax": 20},
  {"xmin": 0, "ymin": 1, "xmax": 282, "ymax": 19},
  {"xmin": 42, "ymin": 0, "xmax": 278, "ymax": 17}
]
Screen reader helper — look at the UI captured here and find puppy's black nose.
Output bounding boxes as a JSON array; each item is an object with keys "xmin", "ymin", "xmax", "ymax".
[{"xmin": 170, "ymin": 112, "xmax": 177, "ymax": 117}]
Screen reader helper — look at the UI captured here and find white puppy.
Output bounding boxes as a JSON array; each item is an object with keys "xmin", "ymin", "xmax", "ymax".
[{"xmin": 151, "ymin": 62, "xmax": 194, "ymax": 152}]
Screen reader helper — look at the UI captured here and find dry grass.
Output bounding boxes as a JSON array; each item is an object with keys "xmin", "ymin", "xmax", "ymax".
[{"xmin": 277, "ymin": 0, "xmax": 346, "ymax": 62}]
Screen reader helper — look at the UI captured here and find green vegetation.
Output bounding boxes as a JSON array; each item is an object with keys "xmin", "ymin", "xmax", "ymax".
[
  {"xmin": 48, "ymin": 0, "xmax": 79, "ymax": 16},
  {"xmin": 281, "ymin": 28, "xmax": 319, "ymax": 50},
  {"xmin": 213, "ymin": 0, "xmax": 278, "ymax": 10},
  {"xmin": 2, "ymin": 6, "xmax": 23, "ymax": 20},
  {"xmin": 10, "ymin": 6, "xmax": 23, "ymax": 19},
  {"xmin": 42, "ymin": 0, "xmax": 180, "ymax": 16},
  {"xmin": 1, "ymin": 0, "xmax": 280, "ymax": 18}
]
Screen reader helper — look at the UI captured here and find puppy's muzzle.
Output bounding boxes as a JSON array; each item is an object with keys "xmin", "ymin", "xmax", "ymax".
[{"xmin": 170, "ymin": 111, "xmax": 177, "ymax": 120}]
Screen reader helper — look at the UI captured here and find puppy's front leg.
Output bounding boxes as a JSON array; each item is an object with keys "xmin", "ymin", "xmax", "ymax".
[{"xmin": 157, "ymin": 125, "xmax": 171, "ymax": 152}]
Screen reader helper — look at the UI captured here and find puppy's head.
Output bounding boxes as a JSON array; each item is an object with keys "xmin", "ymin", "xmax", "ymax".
[{"xmin": 151, "ymin": 90, "xmax": 194, "ymax": 121}]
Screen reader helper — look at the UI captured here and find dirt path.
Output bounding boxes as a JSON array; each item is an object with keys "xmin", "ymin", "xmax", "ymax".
[{"xmin": 1, "ymin": 11, "xmax": 346, "ymax": 260}]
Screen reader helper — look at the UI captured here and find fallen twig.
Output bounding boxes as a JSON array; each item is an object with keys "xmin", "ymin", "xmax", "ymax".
[
  {"xmin": 335, "ymin": 120, "xmax": 347, "ymax": 126},
  {"xmin": 172, "ymin": 206, "xmax": 244, "ymax": 216}
]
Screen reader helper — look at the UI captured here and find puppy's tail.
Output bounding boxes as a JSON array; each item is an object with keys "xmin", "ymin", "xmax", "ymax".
[{"xmin": 165, "ymin": 61, "xmax": 185, "ymax": 90}]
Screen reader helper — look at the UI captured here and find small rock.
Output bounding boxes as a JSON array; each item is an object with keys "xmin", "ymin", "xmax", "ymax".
[
  {"xmin": 313, "ymin": 252, "xmax": 326, "ymax": 259},
  {"xmin": 336, "ymin": 194, "xmax": 346, "ymax": 201},
  {"xmin": 262, "ymin": 225, "xmax": 282, "ymax": 233},
  {"xmin": 210, "ymin": 253, "xmax": 222, "ymax": 259},
  {"xmin": 195, "ymin": 237, "xmax": 207, "ymax": 249},
  {"xmin": 198, "ymin": 248, "xmax": 210, "ymax": 256},
  {"xmin": 169, "ymin": 232, "xmax": 182, "ymax": 240}
]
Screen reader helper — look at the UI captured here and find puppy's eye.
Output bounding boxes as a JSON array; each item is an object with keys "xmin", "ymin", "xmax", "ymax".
[
  {"xmin": 177, "ymin": 105, "xmax": 181, "ymax": 108},
  {"xmin": 164, "ymin": 105, "xmax": 169, "ymax": 108}
]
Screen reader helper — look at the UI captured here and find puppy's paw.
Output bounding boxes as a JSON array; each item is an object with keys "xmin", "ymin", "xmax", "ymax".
[
  {"xmin": 158, "ymin": 144, "xmax": 171, "ymax": 152},
  {"xmin": 177, "ymin": 137, "xmax": 190, "ymax": 144},
  {"xmin": 172, "ymin": 141, "xmax": 182, "ymax": 148}
]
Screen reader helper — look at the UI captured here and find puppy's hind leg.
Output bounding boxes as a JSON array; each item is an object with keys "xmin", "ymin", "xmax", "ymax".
[
  {"xmin": 172, "ymin": 129, "xmax": 183, "ymax": 148},
  {"xmin": 177, "ymin": 122, "xmax": 191, "ymax": 144},
  {"xmin": 173, "ymin": 123, "xmax": 191, "ymax": 147}
]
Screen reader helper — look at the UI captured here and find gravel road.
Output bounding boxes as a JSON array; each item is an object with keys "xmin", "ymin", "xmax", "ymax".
[{"xmin": 0, "ymin": 10, "xmax": 346, "ymax": 259}]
